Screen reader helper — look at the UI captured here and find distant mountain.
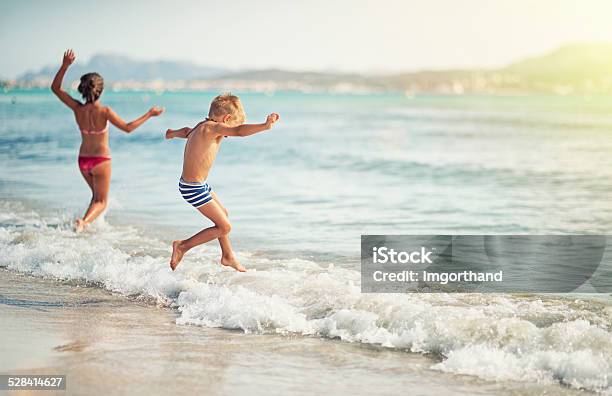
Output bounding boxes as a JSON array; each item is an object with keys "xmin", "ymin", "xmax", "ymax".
[
  {"xmin": 209, "ymin": 43, "xmax": 612, "ymax": 94},
  {"xmin": 9, "ymin": 43, "xmax": 612, "ymax": 94},
  {"xmin": 499, "ymin": 43, "xmax": 612, "ymax": 92},
  {"xmin": 17, "ymin": 54, "xmax": 226, "ymax": 83}
]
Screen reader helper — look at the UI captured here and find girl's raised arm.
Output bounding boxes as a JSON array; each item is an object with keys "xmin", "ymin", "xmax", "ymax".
[
  {"xmin": 51, "ymin": 49, "xmax": 80, "ymax": 111},
  {"xmin": 105, "ymin": 106, "xmax": 164, "ymax": 134}
]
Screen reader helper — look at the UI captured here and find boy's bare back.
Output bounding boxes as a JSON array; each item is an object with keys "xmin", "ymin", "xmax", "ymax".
[{"xmin": 181, "ymin": 121, "xmax": 224, "ymax": 182}]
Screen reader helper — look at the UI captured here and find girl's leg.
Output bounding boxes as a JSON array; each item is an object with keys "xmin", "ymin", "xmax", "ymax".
[
  {"xmin": 80, "ymin": 161, "xmax": 111, "ymax": 226},
  {"xmin": 170, "ymin": 200, "xmax": 244, "ymax": 272},
  {"xmin": 76, "ymin": 166, "xmax": 95, "ymax": 231},
  {"xmin": 79, "ymin": 167, "xmax": 95, "ymax": 191}
]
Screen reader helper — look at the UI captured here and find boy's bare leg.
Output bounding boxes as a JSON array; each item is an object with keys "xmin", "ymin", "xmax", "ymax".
[
  {"xmin": 211, "ymin": 192, "xmax": 243, "ymax": 271},
  {"xmin": 170, "ymin": 199, "xmax": 245, "ymax": 272}
]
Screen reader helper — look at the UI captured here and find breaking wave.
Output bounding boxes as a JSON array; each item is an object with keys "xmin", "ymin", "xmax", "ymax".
[{"xmin": 1, "ymin": 201, "xmax": 611, "ymax": 393}]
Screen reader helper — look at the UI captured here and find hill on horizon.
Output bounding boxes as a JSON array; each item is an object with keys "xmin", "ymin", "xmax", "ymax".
[
  {"xmin": 10, "ymin": 43, "xmax": 612, "ymax": 94},
  {"xmin": 499, "ymin": 43, "xmax": 612, "ymax": 92},
  {"xmin": 17, "ymin": 54, "xmax": 227, "ymax": 83}
]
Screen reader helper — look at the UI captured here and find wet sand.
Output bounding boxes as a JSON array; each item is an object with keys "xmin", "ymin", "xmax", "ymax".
[{"xmin": 0, "ymin": 269, "xmax": 587, "ymax": 396}]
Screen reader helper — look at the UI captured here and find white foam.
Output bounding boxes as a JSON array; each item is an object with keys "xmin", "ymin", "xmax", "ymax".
[{"xmin": 1, "ymin": 201, "xmax": 611, "ymax": 393}]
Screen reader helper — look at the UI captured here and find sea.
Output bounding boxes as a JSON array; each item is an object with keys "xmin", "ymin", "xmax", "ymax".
[{"xmin": 1, "ymin": 89, "xmax": 611, "ymax": 395}]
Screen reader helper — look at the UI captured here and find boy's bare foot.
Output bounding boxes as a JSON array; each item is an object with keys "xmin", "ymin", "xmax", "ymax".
[
  {"xmin": 221, "ymin": 255, "xmax": 246, "ymax": 272},
  {"xmin": 75, "ymin": 219, "xmax": 86, "ymax": 232},
  {"xmin": 170, "ymin": 240, "xmax": 185, "ymax": 271}
]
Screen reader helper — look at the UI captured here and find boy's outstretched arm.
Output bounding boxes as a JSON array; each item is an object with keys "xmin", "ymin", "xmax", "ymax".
[
  {"xmin": 106, "ymin": 106, "xmax": 164, "ymax": 133},
  {"xmin": 166, "ymin": 127, "xmax": 192, "ymax": 139},
  {"xmin": 51, "ymin": 49, "xmax": 80, "ymax": 110},
  {"xmin": 215, "ymin": 113, "xmax": 280, "ymax": 137}
]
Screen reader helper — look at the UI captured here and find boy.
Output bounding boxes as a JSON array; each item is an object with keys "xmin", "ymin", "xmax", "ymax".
[{"xmin": 165, "ymin": 93, "xmax": 280, "ymax": 271}]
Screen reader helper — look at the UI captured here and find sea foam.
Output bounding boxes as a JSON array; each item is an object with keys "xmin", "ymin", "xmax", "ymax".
[{"xmin": 1, "ymin": 201, "xmax": 611, "ymax": 393}]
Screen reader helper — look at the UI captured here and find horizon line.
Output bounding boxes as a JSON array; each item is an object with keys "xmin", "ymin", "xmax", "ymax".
[{"xmin": 5, "ymin": 41, "xmax": 612, "ymax": 81}]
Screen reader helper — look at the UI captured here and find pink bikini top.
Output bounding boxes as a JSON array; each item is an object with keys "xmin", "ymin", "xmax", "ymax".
[{"xmin": 80, "ymin": 121, "xmax": 109, "ymax": 135}]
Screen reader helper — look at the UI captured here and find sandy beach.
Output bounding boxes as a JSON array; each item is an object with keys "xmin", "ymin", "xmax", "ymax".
[{"xmin": 2, "ymin": 269, "xmax": 592, "ymax": 396}]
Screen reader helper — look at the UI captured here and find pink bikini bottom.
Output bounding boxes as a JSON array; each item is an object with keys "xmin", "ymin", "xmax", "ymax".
[{"xmin": 78, "ymin": 156, "xmax": 111, "ymax": 174}]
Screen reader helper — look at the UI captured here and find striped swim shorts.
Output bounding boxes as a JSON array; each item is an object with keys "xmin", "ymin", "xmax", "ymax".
[{"xmin": 179, "ymin": 178, "xmax": 214, "ymax": 208}]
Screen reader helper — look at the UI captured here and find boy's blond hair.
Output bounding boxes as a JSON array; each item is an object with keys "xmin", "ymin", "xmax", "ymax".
[{"xmin": 208, "ymin": 93, "xmax": 246, "ymax": 125}]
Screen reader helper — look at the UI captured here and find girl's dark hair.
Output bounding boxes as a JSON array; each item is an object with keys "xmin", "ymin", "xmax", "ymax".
[{"xmin": 78, "ymin": 72, "xmax": 104, "ymax": 103}]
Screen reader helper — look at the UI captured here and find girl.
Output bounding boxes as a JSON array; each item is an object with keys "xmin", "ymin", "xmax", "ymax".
[{"xmin": 51, "ymin": 49, "xmax": 164, "ymax": 231}]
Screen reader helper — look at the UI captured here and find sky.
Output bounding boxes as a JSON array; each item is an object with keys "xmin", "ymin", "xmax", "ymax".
[{"xmin": 2, "ymin": 0, "xmax": 612, "ymax": 79}]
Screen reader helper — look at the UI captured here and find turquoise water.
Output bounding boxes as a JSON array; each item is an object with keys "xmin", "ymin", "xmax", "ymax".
[
  {"xmin": 2, "ymin": 90, "xmax": 612, "ymax": 257},
  {"xmin": 2, "ymin": 90, "xmax": 612, "ymax": 393}
]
